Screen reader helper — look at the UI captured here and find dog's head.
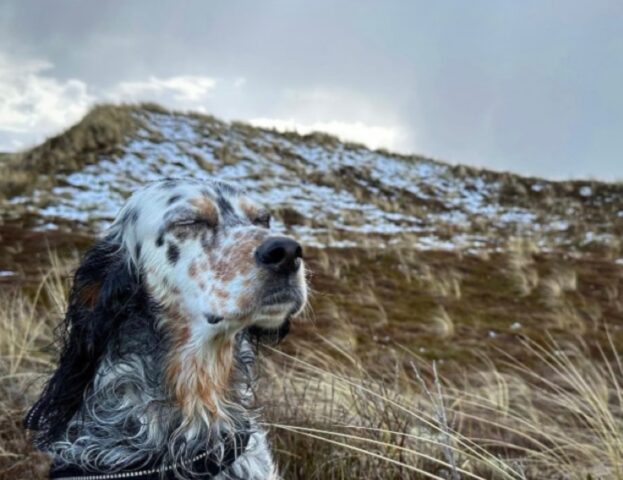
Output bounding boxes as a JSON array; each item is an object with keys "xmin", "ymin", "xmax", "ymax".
[
  {"xmin": 115, "ymin": 179, "xmax": 307, "ymax": 337},
  {"xmin": 25, "ymin": 179, "xmax": 308, "ymax": 445}
]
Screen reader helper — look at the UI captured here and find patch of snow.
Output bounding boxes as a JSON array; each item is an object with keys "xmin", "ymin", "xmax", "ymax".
[
  {"xmin": 326, "ymin": 239, "xmax": 359, "ymax": 248},
  {"xmin": 583, "ymin": 232, "xmax": 616, "ymax": 245},
  {"xmin": 432, "ymin": 210, "xmax": 468, "ymax": 225},
  {"xmin": 0, "ymin": 271, "xmax": 16, "ymax": 277},
  {"xmin": 416, "ymin": 235, "xmax": 466, "ymax": 251},
  {"xmin": 579, "ymin": 186, "xmax": 593, "ymax": 197},
  {"xmin": 498, "ymin": 209, "xmax": 537, "ymax": 225},
  {"xmin": 547, "ymin": 220, "xmax": 570, "ymax": 232}
]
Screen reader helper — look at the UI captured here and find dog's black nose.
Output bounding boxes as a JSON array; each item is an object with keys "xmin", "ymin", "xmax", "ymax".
[{"xmin": 256, "ymin": 237, "xmax": 303, "ymax": 274}]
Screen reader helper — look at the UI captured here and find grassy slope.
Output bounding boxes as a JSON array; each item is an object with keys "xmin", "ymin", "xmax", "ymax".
[{"xmin": 1, "ymin": 104, "xmax": 622, "ymax": 479}]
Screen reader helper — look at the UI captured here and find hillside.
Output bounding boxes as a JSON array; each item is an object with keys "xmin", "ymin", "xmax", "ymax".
[
  {"xmin": 1, "ymin": 105, "xmax": 623, "ymax": 479},
  {"xmin": 1, "ymin": 102, "xmax": 622, "ymax": 353},
  {"xmin": 2, "ymin": 104, "xmax": 622, "ymax": 251}
]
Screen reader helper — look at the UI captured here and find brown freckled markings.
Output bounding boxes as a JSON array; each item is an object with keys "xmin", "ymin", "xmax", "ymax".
[
  {"xmin": 171, "ymin": 324, "xmax": 190, "ymax": 351},
  {"xmin": 162, "ymin": 303, "xmax": 190, "ymax": 350},
  {"xmin": 208, "ymin": 230, "xmax": 267, "ymax": 284},
  {"xmin": 230, "ymin": 238, "xmax": 255, "ymax": 271},
  {"xmin": 162, "ymin": 304, "xmax": 192, "ymax": 410},
  {"xmin": 237, "ymin": 258, "xmax": 253, "ymax": 276},
  {"xmin": 212, "ymin": 259, "xmax": 235, "ymax": 283},
  {"xmin": 188, "ymin": 260, "xmax": 198, "ymax": 278},
  {"xmin": 239, "ymin": 198, "xmax": 259, "ymax": 220},
  {"xmin": 220, "ymin": 244, "xmax": 234, "ymax": 258},
  {"xmin": 214, "ymin": 288, "xmax": 230, "ymax": 300},
  {"xmin": 170, "ymin": 286, "xmax": 181, "ymax": 295},
  {"xmin": 166, "ymin": 332, "xmax": 235, "ymax": 417},
  {"xmin": 236, "ymin": 293, "xmax": 252, "ymax": 311},
  {"xmin": 172, "ymin": 227, "xmax": 191, "ymax": 242},
  {"xmin": 251, "ymin": 229, "xmax": 267, "ymax": 242},
  {"xmin": 190, "ymin": 196, "xmax": 218, "ymax": 224}
]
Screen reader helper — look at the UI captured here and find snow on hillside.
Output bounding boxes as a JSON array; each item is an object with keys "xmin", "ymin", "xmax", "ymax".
[{"xmin": 10, "ymin": 109, "xmax": 616, "ymax": 250}]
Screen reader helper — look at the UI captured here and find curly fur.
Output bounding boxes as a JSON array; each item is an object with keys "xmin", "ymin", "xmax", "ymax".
[{"xmin": 25, "ymin": 178, "xmax": 307, "ymax": 479}]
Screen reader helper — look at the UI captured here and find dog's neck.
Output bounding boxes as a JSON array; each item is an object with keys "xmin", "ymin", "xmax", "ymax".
[
  {"xmin": 158, "ymin": 305, "xmax": 244, "ymax": 421},
  {"xmin": 50, "ymin": 310, "xmax": 256, "ymax": 473}
]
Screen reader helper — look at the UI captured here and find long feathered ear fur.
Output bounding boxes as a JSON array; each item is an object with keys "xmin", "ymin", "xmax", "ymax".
[{"xmin": 24, "ymin": 238, "xmax": 141, "ymax": 448}]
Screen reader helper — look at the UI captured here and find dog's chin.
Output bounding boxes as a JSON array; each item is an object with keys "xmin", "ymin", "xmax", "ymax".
[
  {"xmin": 251, "ymin": 305, "xmax": 292, "ymax": 330},
  {"xmin": 245, "ymin": 287, "xmax": 305, "ymax": 342},
  {"xmin": 251, "ymin": 301, "xmax": 296, "ymax": 329},
  {"xmin": 247, "ymin": 305, "xmax": 292, "ymax": 344}
]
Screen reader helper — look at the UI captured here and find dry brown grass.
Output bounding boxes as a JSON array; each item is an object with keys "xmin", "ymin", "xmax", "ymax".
[
  {"xmin": 262, "ymin": 332, "xmax": 623, "ymax": 479},
  {"xmin": 0, "ymin": 254, "xmax": 71, "ymax": 478},
  {"xmin": 428, "ymin": 306, "xmax": 455, "ymax": 338},
  {"xmin": 505, "ymin": 237, "xmax": 540, "ymax": 297},
  {"xmin": 420, "ymin": 265, "xmax": 463, "ymax": 301},
  {"xmin": 0, "ymin": 104, "xmax": 143, "ymax": 200},
  {"xmin": 1, "ymin": 248, "xmax": 622, "ymax": 479},
  {"xmin": 539, "ymin": 267, "xmax": 578, "ymax": 306}
]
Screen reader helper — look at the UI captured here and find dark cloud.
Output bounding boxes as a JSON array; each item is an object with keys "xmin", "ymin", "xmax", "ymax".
[{"xmin": 1, "ymin": 0, "xmax": 622, "ymax": 179}]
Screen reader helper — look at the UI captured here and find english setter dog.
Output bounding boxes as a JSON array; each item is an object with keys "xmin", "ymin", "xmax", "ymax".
[{"xmin": 25, "ymin": 179, "xmax": 307, "ymax": 479}]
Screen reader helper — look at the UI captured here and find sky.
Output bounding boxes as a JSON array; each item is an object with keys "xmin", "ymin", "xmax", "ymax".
[{"xmin": 0, "ymin": 1, "xmax": 622, "ymax": 180}]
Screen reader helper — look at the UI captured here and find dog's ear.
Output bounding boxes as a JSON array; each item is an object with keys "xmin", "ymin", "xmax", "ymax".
[
  {"xmin": 246, "ymin": 317, "xmax": 291, "ymax": 346},
  {"xmin": 24, "ymin": 238, "xmax": 139, "ymax": 447}
]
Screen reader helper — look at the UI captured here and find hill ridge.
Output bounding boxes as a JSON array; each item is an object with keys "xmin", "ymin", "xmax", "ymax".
[{"xmin": 1, "ymin": 103, "xmax": 622, "ymax": 251}]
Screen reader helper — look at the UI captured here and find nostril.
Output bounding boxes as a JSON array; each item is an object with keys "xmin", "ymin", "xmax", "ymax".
[
  {"xmin": 263, "ymin": 246, "xmax": 286, "ymax": 265},
  {"xmin": 295, "ymin": 245, "xmax": 303, "ymax": 259}
]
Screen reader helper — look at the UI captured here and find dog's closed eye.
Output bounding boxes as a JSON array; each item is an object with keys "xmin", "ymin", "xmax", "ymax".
[{"xmin": 174, "ymin": 218, "xmax": 217, "ymax": 229}]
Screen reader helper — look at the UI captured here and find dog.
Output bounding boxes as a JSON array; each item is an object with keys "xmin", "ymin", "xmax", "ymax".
[{"xmin": 24, "ymin": 178, "xmax": 307, "ymax": 479}]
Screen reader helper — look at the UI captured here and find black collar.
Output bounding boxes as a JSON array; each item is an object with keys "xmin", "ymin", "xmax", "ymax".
[{"xmin": 49, "ymin": 430, "xmax": 251, "ymax": 480}]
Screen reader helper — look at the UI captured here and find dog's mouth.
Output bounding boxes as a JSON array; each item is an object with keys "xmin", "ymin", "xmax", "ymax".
[
  {"xmin": 251, "ymin": 282, "xmax": 306, "ymax": 329},
  {"xmin": 260, "ymin": 287, "xmax": 304, "ymax": 308},
  {"xmin": 204, "ymin": 286, "xmax": 305, "ymax": 328}
]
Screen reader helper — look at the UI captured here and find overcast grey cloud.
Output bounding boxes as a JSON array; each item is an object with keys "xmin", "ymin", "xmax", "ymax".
[{"xmin": 0, "ymin": 0, "xmax": 621, "ymax": 179}]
